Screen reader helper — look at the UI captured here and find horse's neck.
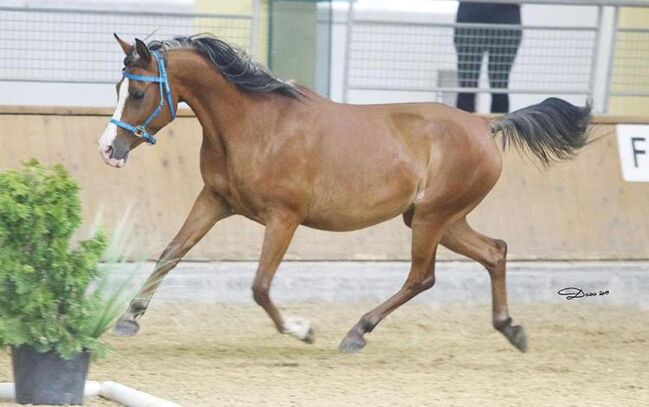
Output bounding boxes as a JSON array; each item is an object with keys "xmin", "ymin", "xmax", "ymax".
[
  {"xmin": 181, "ymin": 79, "xmax": 245, "ymax": 143},
  {"xmin": 171, "ymin": 51, "xmax": 304, "ymax": 153},
  {"xmin": 182, "ymin": 79, "xmax": 301, "ymax": 157}
]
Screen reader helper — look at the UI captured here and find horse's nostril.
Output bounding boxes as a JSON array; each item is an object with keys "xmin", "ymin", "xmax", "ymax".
[{"xmin": 105, "ymin": 145, "xmax": 113, "ymax": 158}]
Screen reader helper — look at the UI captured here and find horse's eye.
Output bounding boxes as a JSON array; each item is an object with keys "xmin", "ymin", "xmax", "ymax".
[{"xmin": 130, "ymin": 90, "xmax": 145, "ymax": 100}]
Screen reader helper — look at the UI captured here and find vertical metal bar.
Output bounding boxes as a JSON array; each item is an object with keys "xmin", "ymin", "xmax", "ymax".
[
  {"xmin": 588, "ymin": 5, "xmax": 603, "ymax": 107},
  {"xmin": 342, "ymin": 0, "xmax": 355, "ymax": 103},
  {"xmin": 326, "ymin": 0, "xmax": 334, "ymax": 98},
  {"xmin": 602, "ymin": 6, "xmax": 619, "ymax": 113},
  {"xmin": 268, "ymin": 0, "xmax": 274, "ymax": 69},
  {"xmin": 250, "ymin": 0, "xmax": 261, "ymax": 58}
]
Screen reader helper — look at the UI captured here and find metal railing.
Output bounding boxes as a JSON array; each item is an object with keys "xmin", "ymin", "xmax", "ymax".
[
  {"xmin": 0, "ymin": 6, "xmax": 255, "ymax": 84},
  {"xmin": 610, "ymin": 27, "xmax": 649, "ymax": 96},
  {"xmin": 341, "ymin": 0, "xmax": 649, "ymax": 112},
  {"xmin": 1, "ymin": 1, "xmax": 649, "ymax": 112},
  {"xmin": 347, "ymin": 21, "xmax": 597, "ymax": 94}
]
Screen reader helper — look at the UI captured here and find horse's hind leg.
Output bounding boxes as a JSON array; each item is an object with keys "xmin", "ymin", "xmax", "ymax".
[
  {"xmin": 339, "ymin": 208, "xmax": 448, "ymax": 353},
  {"xmin": 440, "ymin": 218, "xmax": 527, "ymax": 352},
  {"xmin": 113, "ymin": 188, "xmax": 231, "ymax": 336}
]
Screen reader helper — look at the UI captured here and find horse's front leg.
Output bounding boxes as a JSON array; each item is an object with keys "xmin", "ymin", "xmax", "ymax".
[
  {"xmin": 113, "ymin": 187, "xmax": 231, "ymax": 336},
  {"xmin": 252, "ymin": 211, "xmax": 314, "ymax": 343}
]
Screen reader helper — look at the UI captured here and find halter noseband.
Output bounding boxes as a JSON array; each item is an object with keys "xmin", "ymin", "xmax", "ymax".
[{"xmin": 110, "ymin": 50, "xmax": 175, "ymax": 145}]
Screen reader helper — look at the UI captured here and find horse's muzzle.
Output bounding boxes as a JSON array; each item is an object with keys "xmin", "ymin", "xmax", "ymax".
[{"xmin": 100, "ymin": 144, "xmax": 128, "ymax": 168}]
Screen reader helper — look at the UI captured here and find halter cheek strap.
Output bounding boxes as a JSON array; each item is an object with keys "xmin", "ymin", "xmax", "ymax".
[{"xmin": 110, "ymin": 50, "xmax": 175, "ymax": 146}]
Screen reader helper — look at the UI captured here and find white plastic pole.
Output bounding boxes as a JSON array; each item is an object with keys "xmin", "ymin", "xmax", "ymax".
[
  {"xmin": 0, "ymin": 383, "xmax": 14, "ymax": 401},
  {"xmin": 1, "ymin": 381, "xmax": 179, "ymax": 406},
  {"xmin": 100, "ymin": 381, "xmax": 181, "ymax": 407},
  {"xmin": 85, "ymin": 381, "xmax": 102, "ymax": 397}
]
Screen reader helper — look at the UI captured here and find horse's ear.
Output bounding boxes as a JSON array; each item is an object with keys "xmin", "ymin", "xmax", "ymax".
[
  {"xmin": 134, "ymin": 38, "xmax": 152, "ymax": 63},
  {"xmin": 114, "ymin": 33, "xmax": 133, "ymax": 55}
]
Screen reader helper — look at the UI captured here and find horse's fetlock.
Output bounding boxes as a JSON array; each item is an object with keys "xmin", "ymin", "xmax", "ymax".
[
  {"xmin": 493, "ymin": 317, "xmax": 512, "ymax": 332},
  {"xmin": 359, "ymin": 316, "xmax": 377, "ymax": 333},
  {"xmin": 130, "ymin": 299, "xmax": 149, "ymax": 314}
]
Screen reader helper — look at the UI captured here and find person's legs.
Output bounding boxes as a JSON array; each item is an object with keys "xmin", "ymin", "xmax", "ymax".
[
  {"xmin": 484, "ymin": 3, "xmax": 522, "ymax": 114},
  {"xmin": 454, "ymin": 27, "xmax": 483, "ymax": 112},
  {"xmin": 487, "ymin": 28, "xmax": 522, "ymax": 113}
]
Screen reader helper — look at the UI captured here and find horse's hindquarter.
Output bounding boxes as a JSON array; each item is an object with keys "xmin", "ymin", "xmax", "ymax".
[{"xmin": 416, "ymin": 105, "xmax": 503, "ymax": 212}]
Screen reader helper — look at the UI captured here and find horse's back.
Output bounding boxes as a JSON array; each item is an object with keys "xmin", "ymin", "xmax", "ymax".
[{"xmin": 322, "ymin": 100, "xmax": 502, "ymax": 185}]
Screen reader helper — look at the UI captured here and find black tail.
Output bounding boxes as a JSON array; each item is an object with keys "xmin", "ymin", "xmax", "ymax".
[{"xmin": 489, "ymin": 97, "xmax": 592, "ymax": 166}]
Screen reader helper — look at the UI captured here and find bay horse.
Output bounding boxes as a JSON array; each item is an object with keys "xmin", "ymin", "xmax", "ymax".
[{"xmin": 99, "ymin": 34, "xmax": 591, "ymax": 353}]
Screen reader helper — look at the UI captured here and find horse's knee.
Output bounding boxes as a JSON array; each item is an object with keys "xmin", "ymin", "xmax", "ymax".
[
  {"xmin": 160, "ymin": 237, "xmax": 198, "ymax": 264},
  {"xmin": 484, "ymin": 239, "xmax": 507, "ymax": 275},
  {"xmin": 157, "ymin": 245, "xmax": 183, "ymax": 271}
]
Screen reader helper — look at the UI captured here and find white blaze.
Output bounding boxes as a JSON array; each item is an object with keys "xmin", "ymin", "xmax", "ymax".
[{"xmin": 99, "ymin": 78, "xmax": 129, "ymax": 152}]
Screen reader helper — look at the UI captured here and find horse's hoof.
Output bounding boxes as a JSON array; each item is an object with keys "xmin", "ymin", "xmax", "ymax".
[
  {"xmin": 284, "ymin": 316, "xmax": 314, "ymax": 344},
  {"xmin": 302, "ymin": 326, "xmax": 315, "ymax": 344},
  {"xmin": 338, "ymin": 333, "xmax": 366, "ymax": 353},
  {"xmin": 112, "ymin": 318, "xmax": 140, "ymax": 337},
  {"xmin": 504, "ymin": 325, "xmax": 528, "ymax": 353}
]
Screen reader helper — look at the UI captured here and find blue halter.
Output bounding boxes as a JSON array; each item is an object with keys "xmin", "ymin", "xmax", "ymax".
[{"xmin": 110, "ymin": 50, "xmax": 175, "ymax": 145}]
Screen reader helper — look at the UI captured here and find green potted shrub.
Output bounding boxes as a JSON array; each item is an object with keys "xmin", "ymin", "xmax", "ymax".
[{"xmin": 0, "ymin": 160, "xmax": 136, "ymax": 405}]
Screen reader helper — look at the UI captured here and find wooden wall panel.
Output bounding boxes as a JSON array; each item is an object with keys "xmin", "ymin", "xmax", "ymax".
[{"xmin": 1, "ymin": 108, "xmax": 648, "ymax": 260}]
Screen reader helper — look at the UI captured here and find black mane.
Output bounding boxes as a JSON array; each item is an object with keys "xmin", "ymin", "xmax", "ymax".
[{"xmin": 147, "ymin": 34, "xmax": 302, "ymax": 99}]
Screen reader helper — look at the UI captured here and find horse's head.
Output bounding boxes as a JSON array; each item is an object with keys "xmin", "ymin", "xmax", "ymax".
[{"xmin": 98, "ymin": 34, "xmax": 177, "ymax": 168}]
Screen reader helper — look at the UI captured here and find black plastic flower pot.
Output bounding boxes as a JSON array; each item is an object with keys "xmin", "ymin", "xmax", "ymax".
[{"xmin": 11, "ymin": 345, "xmax": 90, "ymax": 405}]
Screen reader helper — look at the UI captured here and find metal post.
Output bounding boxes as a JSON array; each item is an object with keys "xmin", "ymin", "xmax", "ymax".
[
  {"xmin": 250, "ymin": 0, "xmax": 261, "ymax": 58},
  {"xmin": 588, "ymin": 5, "xmax": 604, "ymax": 108},
  {"xmin": 342, "ymin": 0, "xmax": 355, "ymax": 104},
  {"xmin": 602, "ymin": 6, "xmax": 619, "ymax": 113}
]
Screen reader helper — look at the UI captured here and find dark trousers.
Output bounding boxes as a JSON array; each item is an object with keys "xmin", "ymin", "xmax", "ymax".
[{"xmin": 454, "ymin": 2, "xmax": 522, "ymax": 113}]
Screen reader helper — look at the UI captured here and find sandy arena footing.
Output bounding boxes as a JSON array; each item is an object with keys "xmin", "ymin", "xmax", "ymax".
[{"xmin": 1, "ymin": 262, "xmax": 647, "ymax": 406}]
